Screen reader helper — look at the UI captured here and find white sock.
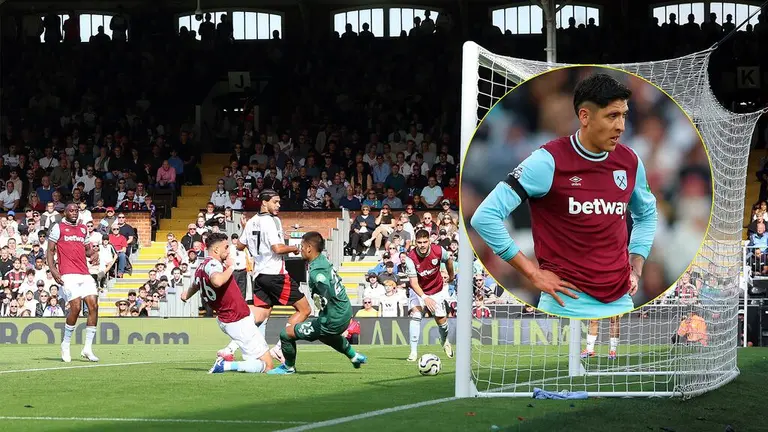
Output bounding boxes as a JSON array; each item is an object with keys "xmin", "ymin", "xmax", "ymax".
[
  {"xmin": 610, "ymin": 337, "xmax": 619, "ymax": 352},
  {"xmin": 225, "ymin": 359, "xmax": 266, "ymax": 373},
  {"xmin": 62, "ymin": 324, "xmax": 75, "ymax": 346},
  {"xmin": 226, "ymin": 340, "xmax": 239, "ymax": 353},
  {"xmin": 437, "ymin": 322, "xmax": 449, "ymax": 346},
  {"xmin": 409, "ymin": 318, "xmax": 421, "ymax": 354},
  {"xmin": 586, "ymin": 334, "xmax": 597, "ymax": 352},
  {"xmin": 274, "ymin": 339, "xmax": 282, "ymax": 351},
  {"xmin": 84, "ymin": 326, "xmax": 97, "ymax": 351}
]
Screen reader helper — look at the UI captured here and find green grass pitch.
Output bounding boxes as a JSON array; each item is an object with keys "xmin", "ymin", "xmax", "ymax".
[{"xmin": 0, "ymin": 344, "xmax": 765, "ymax": 432}]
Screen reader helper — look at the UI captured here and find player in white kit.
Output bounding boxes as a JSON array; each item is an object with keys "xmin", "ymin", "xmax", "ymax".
[{"xmin": 217, "ymin": 190, "xmax": 311, "ymax": 362}]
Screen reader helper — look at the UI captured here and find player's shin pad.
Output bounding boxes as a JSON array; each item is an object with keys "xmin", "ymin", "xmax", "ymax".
[{"xmin": 279, "ymin": 329, "xmax": 297, "ymax": 368}]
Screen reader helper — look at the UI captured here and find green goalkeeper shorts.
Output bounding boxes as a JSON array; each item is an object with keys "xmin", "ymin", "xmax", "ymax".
[{"xmin": 293, "ymin": 317, "xmax": 346, "ymax": 342}]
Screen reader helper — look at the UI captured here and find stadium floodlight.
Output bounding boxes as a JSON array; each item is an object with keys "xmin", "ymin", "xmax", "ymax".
[{"xmin": 455, "ymin": 41, "xmax": 765, "ymax": 399}]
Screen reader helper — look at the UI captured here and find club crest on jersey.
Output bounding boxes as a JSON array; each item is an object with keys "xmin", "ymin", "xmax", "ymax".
[
  {"xmin": 613, "ymin": 170, "xmax": 628, "ymax": 190},
  {"xmin": 80, "ymin": 228, "xmax": 87, "ymax": 235},
  {"xmin": 431, "ymin": 258, "xmax": 438, "ymax": 265}
]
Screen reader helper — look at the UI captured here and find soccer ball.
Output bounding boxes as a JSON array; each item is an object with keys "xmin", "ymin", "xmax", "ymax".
[{"xmin": 418, "ymin": 354, "xmax": 441, "ymax": 376}]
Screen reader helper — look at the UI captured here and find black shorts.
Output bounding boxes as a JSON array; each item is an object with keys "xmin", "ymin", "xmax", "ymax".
[{"xmin": 252, "ymin": 273, "xmax": 304, "ymax": 307}]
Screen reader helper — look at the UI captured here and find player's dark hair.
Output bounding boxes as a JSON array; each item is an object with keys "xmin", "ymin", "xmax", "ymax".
[
  {"xmin": 302, "ymin": 231, "xmax": 325, "ymax": 252},
  {"xmin": 259, "ymin": 189, "xmax": 279, "ymax": 202},
  {"xmin": 573, "ymin": 73, "xmax": 632, "ymax": 115},
  {"xmin": 206, "ymin": 232, "xmax": 229, "ymax": 249},
  {"xmin": 415, "ymin": 229, "xmax": 430, "ymax": 240}
]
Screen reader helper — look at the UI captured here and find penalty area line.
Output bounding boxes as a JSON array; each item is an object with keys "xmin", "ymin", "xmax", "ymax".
[
  {"xmin": 274, "ymin": 397, "xmax": 457, "ymax": 432},
  {"xmin": 0, "ymin": 361, "xmax": 155, "ymax": 374},
  {"xmin": 0, "ymin": 416, "xmax": 308, "ymax": 425}
]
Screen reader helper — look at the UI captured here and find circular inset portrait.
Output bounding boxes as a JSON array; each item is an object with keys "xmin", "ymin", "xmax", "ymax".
[{"xmin": 461, "ymin": 66, "xmax": 712, "ymax": 320}]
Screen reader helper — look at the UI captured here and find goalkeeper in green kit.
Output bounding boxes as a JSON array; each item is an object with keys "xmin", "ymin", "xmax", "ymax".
[{"xmin": 267, "ymin": 231, "xmax": 367, "ymax": 374}]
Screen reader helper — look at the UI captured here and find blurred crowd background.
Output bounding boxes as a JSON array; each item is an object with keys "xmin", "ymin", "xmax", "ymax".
[{"xmin": 462, "ymin": 67, "xmax": 713, "ymax": 307}]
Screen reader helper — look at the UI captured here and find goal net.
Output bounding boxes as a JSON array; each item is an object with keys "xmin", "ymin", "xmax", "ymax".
[{"xmin": 455, "ymin": 41, "xmax": 764, "ymax": 398}]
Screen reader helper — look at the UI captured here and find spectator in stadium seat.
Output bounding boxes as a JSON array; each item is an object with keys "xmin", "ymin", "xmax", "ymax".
[
  {"xmin": 322, "ymin": 192, "xmax": 336, "ymax": 209},
  {"xmin": 339, "ymin": 186, "xmax": 361, "ymax": 211},
  {"xmin": 50, "ymin": 159, "xmax": 72, "ymax": 190},
  {"xmin": 385, "ymin": 219, "xmax": 412, "ymax": 250},
  {"xmin": 748, "ymin": 223, "xmax": 768, "ymax": 253},
  {"xmin": 420, "ymin": 176, "xmax": 443, "ymax": 208},
  {"xmin": 384, "ymin": 164, "xmax": 406, "ymax": 201},
  {"xmin": 181, "ymin": 224, "xmax": 202, "ymax": 250},
  {"xmin": 303, "ymin": 185, "xmax": 322, "ymax": 209},
  {"xmin": 355, "ymin": 298, "xmax": 379, "ymax": 317},
  {"xmin": 381, "ymin": 188, "xmax": 403, "ymax": 209},
  {"xmin": 348, "ymin": 205, "xmax": 375, "ymax": 256},
  {"xmin": 438, "ymin": 200, "xmax": 458, "ymax": 225},
  {"xmin": 352, "ymin": 162, "xmax": 373, "ymax": 194},
  {"xmin": 0, "ymin": 181, "xmax": 20, "ymax": 211},
  {"xmin": 156, "ymin": 160, "xmax": 177, "ymax": 190},
  {"xmin": 36, "ymin": 176, "xmax": 55, "ymax": 204},
  {"xmin": 365, "ymin": 205, "xmax": 394, "ymax": 251},
  {"xmin": 109, "ymin": 224, "xmax": 128, "ymax": 278},
  {"xmin": 362, "ymin": 190, "xmax": 381, "ymax": 209},
  {"xmin": 88, "ymin": 178, "xmax": 116, "ymax": 208},
  {"xmin": 327, "ymin": 174, "xmax": 346, "ymax": 206},
  {"xmin": 210, "ymin": 181, "xmax": 229, "ymax": 209}
]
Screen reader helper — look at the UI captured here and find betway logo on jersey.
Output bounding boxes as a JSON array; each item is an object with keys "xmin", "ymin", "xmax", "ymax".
[
  {"xmin": 63, "ymin": 235, "xmax": 83, "ymax": 242},
  {"xmin": 418, "ymin": 268, "xmax": 438, "ymax": 277},
  {"xmin": 568, "ymin": 197, "xmax": 627, "ymax": 216}
]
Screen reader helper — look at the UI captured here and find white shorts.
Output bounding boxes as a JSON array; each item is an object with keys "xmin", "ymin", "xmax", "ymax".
[
  {"xmin": 408, "ymin": 286, "xmax": 450, "ymax": 318},
  {"xmin": 218, "ymin": 312, "xmax": 269, "ymax": 361},
  {"xmin": 60, "ymin": 274, "xmax": 98, "ymax": 303}
]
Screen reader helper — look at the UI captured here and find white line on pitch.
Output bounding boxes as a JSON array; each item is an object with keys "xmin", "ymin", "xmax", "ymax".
[
  {"xmin": 0, "ymin": 416, "xmax": 307, "ymax": 425},
  {"xmin": 0, "ymin": 361, "xmax": 154, "ymax": 374},
  {"xmin": 273, "ymin": 397, "xmax": 457, "ymax": 432}
]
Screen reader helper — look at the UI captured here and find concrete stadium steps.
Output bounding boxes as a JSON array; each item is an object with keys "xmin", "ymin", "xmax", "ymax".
[
  {"xmin": 176, "ymin": 195, "xmax": 212, "ymax": 209},
  {"xmin": 158, "ymin": 153, "xmax": 230, "ymax": 239},
  {"xmin": 98, "ymin": 242, "xmax": 169, "ymax": 316},
  {"xmin": 202, "ymin": 154, "xmax": 231, "ymax": 174},
  {"xmin": 180, "ymin": 185, "xmax": 214, "ymax": 197},
  {"xmin": 203, "ymin": 174, "xmax": 224, "ymax": 185}
]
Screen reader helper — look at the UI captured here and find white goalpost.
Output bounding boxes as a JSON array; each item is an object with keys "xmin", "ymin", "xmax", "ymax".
[{"xmin": 455, "ymin": 41, "xmax": 765, "ymax": 399}]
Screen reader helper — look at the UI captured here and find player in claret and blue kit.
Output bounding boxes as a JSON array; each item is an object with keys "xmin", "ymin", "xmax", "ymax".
[
  {"xmin": 471, "ymin": 72, "xmax": 658, "ymax": 319},
  {"xmin": 181, "ymin": 232, "xmax": 274, "ymax": 374}
]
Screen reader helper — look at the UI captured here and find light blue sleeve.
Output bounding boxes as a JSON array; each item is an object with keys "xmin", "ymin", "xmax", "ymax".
[
  {"xmin": 628, "ymin": 152, "xmax": 658, "ymax": 259},
  {"xmin": 470, "ymin": 149, "xmax": 555, "ymax": 262}
]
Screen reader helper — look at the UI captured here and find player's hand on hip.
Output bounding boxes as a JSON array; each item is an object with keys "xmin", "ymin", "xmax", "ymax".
[
  {"xmin": 530, "ymin": 269, "xmax": 580, "ymax": 307},
  {"xmin": 629, "ymin": 271, "xmax": 639, "ymax": 296},
  {"xmin": 424, "ymin": 296, "xmax": 437, "ymax": 313}
]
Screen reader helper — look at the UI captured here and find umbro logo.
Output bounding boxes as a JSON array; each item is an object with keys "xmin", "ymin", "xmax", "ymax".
[{"xmin": 569, "ymin": 176, "xmax": 582, "ymax": 186}]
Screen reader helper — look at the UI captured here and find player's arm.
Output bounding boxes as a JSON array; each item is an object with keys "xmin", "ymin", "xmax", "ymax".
[
  {"xmin": 470, "ymin": 148, "xmax": 554, "ymax": 264},
  {"xmin": 627, "ymin": 151, "xmax": 658, "ymax": 278},
  {"xmin": 264, "ymin": 221, "xmax": 299, "ymax": 255},
  {"xmin": 471, "ymin": 149, "xmax": 580, "ymax": 306},
  {"xmin": 181, "ymin": 278, "xmax": 200, "ymax": 302},
  {"xmin": 404, "ymin": 257, "xmax": 425, "ymax": 298},
  {"xmin": 46, "ymin": 224, "xmax": 63, "ymax": 284},
  {"xmin": 236, "ymin": 219, "xmax": 253, "ymax": 251},
  {"xmin": 208, "ymin": 262, "xmax": 234, "ymax": 288}
]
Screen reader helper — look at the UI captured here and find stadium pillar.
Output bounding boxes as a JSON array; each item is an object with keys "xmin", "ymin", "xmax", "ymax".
[{"xmin": 540, "ymin": 0, "xmax": 558, "ymax": 63}]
